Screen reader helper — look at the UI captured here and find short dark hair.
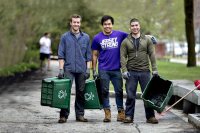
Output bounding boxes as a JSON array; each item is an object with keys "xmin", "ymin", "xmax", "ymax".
[
  {"xmin": 44, "ymin": 32, "xmax": 50, "ymax": 36},
  {"xmin": 70, "ymin": 14, "xmax": 82, "ymax": 22},
  {"xmin": 130, "ymin": 18, "xmax": 140, "ymax": 25},
  {"xmin": 101, "ymin": 15, "xmax": 114, "ymax": 25}
]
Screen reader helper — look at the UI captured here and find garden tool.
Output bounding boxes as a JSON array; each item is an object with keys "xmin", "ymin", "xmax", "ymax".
[{"xmin": 159, "ymin": 80, "xmax": 200, "ymax": 116}]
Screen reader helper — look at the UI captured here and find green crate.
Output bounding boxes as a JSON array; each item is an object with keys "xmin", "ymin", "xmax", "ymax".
[
  {"xmin": 41, "ymin": 77, "xmax": 72, "ymax": 109},
  {"xmin": 84, "ymin": 79, "xmax": 102, "ymax": 109},
  {"xmin": 141, "ymin": 76, "xmax": 173, "ymax": 113}
]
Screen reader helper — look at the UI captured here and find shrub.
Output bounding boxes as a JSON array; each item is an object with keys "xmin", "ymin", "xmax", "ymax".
[{"xmin": 0, "ymin": 62, "xmax": 39, "ymax": 77}]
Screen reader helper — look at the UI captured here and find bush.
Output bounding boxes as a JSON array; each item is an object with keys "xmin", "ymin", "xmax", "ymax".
[
  {"xmin": 23, "ymin": 49, "xmax": 40, "ymax": 63},
  {"xmin": 0, "ymin": 62, "xmax": 39, "ymax": 77}
]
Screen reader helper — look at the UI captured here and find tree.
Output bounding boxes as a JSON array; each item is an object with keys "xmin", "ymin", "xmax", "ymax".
[
  {"xmin": 184, "ymin": 0, "xmax": 196, "ymax": 67},
  {"xmin": 0, "ymin": 0, "xmax": 102, "ymax": 68}
]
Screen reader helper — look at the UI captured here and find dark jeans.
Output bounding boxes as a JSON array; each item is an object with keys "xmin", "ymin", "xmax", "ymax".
[
  {"xmin": 99, "ymin": 70, "xmax": 124, "ymax": 110},
  {"xmin": 60, "ymin": 70, "xmax": 86, "ymax": 118},
  {"xmin": 125, "ymin": 70, "xmax": 155, "ymax": 119}
]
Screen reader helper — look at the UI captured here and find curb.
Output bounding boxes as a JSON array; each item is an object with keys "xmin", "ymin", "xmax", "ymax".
[
  {"xmin": 188, "ymin": 113, "xmax": 200, "ymax": 129},
  {"xmin": 109, "ymin": 91, "xmax": 142, "ymax": 99},
  {"xmin": 71, "ymin": 91, "xmax": 142, "ymax": 99}
]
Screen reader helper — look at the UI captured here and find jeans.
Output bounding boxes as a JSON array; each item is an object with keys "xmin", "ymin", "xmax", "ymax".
[
  {"xmin": 125, "ymin": 70, "xmax": 155, "ymax": 119},
  {"xmin": 60, "ymin": 70, "xmax": 86, "ymax": 118},
  {"xmin": 99, "ymin": 70, "xmax": 124, "ymax": 110}
]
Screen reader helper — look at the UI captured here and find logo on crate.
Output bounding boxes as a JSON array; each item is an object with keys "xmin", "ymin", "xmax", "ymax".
[
  {"xmin": 84, "ymin": 92, "xmax": 94, "ymax": 101},
  {"xmin": 58, "ymin": 90, "xmax": 67, "ymax": 99}
]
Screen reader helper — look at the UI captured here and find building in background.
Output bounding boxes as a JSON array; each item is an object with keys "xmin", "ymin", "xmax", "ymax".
[
  {"xmin": 194, "ymin": 0, "xmax": 200, "ymax": 43},
  {"xmin": 194, "ymin": 0, "xmax": 200, "ymax": 56}
]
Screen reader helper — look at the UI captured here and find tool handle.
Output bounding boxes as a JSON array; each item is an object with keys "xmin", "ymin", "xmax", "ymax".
[{"xmin": 163, "ymin": 83, "xmax": 200, "ymax": 113}]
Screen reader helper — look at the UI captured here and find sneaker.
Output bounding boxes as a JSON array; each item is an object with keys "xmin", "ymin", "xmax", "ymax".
[
  {"xmin": 76, "ymin": 116, "xmax": 88, "ymax": 122},
  {"xmin": 146, "ymin": 117, "xmax": 158, "ymax": 124},
  {"xmin": 124, "ymin": 116, "xmax": 133, "ymax": 123},
  {"xmin": 58, "ymin": 117, "xmax": 67, "ymax": 123}
]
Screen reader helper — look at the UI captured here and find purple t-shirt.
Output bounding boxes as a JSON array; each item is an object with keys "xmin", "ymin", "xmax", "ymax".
[{"xmin": 91, "ymin": 30, "xmax": 128, "ymax": 70}]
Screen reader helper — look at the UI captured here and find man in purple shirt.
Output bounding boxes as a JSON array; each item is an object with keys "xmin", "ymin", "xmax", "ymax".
[{"xmin": 91, "ymin": 15, "xmax": 128, "ymax": 122}]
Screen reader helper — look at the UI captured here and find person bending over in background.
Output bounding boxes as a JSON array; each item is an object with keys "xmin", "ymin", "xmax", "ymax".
[{"xmin": 39, "ymin": 32, "xmax": 52, "ymax": 71}]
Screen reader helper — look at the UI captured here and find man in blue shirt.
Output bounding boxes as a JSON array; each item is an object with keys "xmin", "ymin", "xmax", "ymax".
[
  {"xmin": 57, "ymin": 14, "xmax": 92, "ymax": 123},
  {"xmin": 91, "ymin": 15, "xmax": 128, "ymax": 122}
]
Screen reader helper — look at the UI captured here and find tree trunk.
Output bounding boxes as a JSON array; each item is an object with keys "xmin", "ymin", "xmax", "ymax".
[{"xmin": 184, "ymin": 0, "xmax": 196, "ymax": 67}]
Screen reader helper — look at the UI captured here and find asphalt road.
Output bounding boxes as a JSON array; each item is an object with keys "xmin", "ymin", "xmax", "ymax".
[{"xmin": 0, "ymin": 60, "xmax": 199, "ymax": 133}]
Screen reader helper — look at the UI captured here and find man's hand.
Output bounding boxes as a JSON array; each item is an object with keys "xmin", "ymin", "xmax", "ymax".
[
  {"xmin": 93, "ymin": 70, "xmax": 99, "ymax": 80},
  {"xmin": 151, "ymin": 36, "xmax": 157, "ymax": 44},
  {"xmin": 58, "ymin": 69, "xmax": 64, "ymax": 79},
  {"xmin": 152, "ymin": 71, "xmax": 159, "ymax": 77},
  {"xmin": 122, "ymin": 71, "xmax": 130, "ymax": 79},
  {"xmin": 85, "ymin": 68, "xmax": 90, "ymax": 79}
]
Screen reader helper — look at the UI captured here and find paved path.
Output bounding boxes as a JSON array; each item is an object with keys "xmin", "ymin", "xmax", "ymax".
[
  {"xmin": 170, "ymin": 58, "xmax": 200, "ymax": 66},
  {"xmin": 0, "ymin": 60, "xmax": 199, "ymax": 133}
]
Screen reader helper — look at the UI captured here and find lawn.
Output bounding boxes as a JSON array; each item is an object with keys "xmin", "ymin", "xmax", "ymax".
[{"xmin": 157, "ymin": 60, "xmax": 200, "ymax": 81}]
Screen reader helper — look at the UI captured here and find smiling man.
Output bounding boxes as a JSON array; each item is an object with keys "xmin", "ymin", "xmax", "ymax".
[
  {"xmin": 91, "ymin": 15, "xmax": 128, "ymax": 122},
  {"xmin": 120, "ymin": 18, "xmax": 159, "ymax": 124},
  {"xmin": 57, "ymin": 14, "xmax": 92, "ymax": 123}
]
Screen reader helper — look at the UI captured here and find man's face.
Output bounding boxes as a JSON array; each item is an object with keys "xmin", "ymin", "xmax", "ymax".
[
  {"xmin": 102, "ymin": 19, "xmax": 113, "ymax": 35},
  {"xmin": 130, "ymin": 21, "xmax": 140, "ymax": 35},
  {"xmin": 70, "ymin": 18, "xmax": 81, "ymax": 32}
]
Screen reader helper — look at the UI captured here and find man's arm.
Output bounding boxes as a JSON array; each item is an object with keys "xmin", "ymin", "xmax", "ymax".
[
  {"xmin": 57, "ymin": 59, "xmax": 65, "ymax": 78},
  {"xmin": 92, "ymin": 50, "xmax": 99, "ymax": 71},
  {"xmin": 120, "ymin": 41, "xmax": 128, "ymax": 73},
  {"xmin": 39, "ymin": 37, "xmax": 44, "ymax": 46},
  {"xmin": 147, "ymin": 38, "xmax": 157, "ymax": 72},
  {"xmin": 87, "ymin": 61, "xmax": 91, "ymax": 69},
  {"xmin": 59, "ymin": 59, "xmax": 64, "ymax": 70},
  {"xmin": 57, "ymin": 35, "xmax": 66, "ymax": 78}
]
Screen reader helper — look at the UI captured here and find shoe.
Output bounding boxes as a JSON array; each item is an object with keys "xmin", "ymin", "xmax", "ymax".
[
  {"xmin": 76, "ymin": 116, "xmax": 88, "ymax": 122},
  {"xmin": 146, "ymin": 117, "xmax": 158, "ymax": 124},
  {"xmin": 58, "ymin": 117, "xmax": 67, "ymax": 123},
  {"xmin": 124, "ymin": 116, "xmax": 133, "ymax": 123},
  {"xmin": 103, "ymin": 109, "xmax": 111, "ymax": 122},
  {"xmin": 117, "ymin": 109, "xmax": 125, "ymax": 122}
]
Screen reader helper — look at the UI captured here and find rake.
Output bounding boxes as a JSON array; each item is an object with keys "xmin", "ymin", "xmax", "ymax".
[{"xmin": 158, "ymin": 80, "xmax": 200, "ymax": 116}]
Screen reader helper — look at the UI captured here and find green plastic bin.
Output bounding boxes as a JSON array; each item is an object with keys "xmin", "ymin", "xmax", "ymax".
[
  {"xmin": 84, "ymin": 79, "xmax": 102, "ymax": 109},
  {"xmin": 41, "ymin": 77, "xmax": 72, "ymax": 109},
  {"xmin": 141, "ymin": 76, "xmax": 173, "ymax": 113}
]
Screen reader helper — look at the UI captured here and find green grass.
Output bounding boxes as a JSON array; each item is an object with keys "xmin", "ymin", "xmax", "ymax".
[
  {"xmin": 108, "ymin": 60, "xmax": 200, "ymax": 92},
  {"xmin": 157, "ymin": 60, "xmax": 200, "ymax": 81},
  {"xmin": 0, "ymin": 62, "xmax": 39, "ymax": 77}
]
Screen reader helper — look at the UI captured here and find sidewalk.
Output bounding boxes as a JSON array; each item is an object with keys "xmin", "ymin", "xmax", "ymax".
[
  {"xmin": 170, "ymin": 58, "xmax": 200, "ymax": 66},
  {"xmin": 0, "ymin": 60, "xmax": 199, "ymax": 133}
]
